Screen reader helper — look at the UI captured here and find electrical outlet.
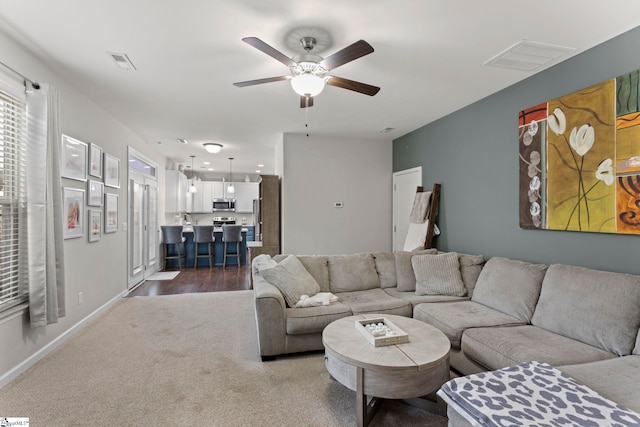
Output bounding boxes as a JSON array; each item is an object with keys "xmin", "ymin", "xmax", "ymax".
[
  {"xmin": 334, "ymin": 202, "xmax": 343, "ymax": 208},
  {"xmin": 78, "ymin": 292, "xmax": 83, "ymax": 305}
]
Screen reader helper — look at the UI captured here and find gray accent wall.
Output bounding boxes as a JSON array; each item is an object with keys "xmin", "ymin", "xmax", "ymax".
[{"xmin": 393, "ymin": 26, "xmax": 640, "ymax": 275}]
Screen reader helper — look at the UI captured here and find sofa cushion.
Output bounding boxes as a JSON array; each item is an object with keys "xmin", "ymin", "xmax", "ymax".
[
  {"xmin": 285, "ymin": 303, "xmax": 352, "ymax": 335},
  {"xmin": 261, "ymin": 255, "xmax": 321, "ymax": 307},
  {"xmin": 559, "ymin": 356, "xmax": 640, "ymax": 413},
  {"xmin": 297, "ymin": 256, "xmax": 331, "ymax": 292},
  {"xmin": 328, "ymin": 253, "xmax": 380, "ymax": 293},
  {"xmin": 413, "ymin": 301, "xmax": 525, "ymax": 349},
  {"xmin": 462, "ymin": 325, "xmax": 617, "ymax": 371},
  {"xmin": 372, "ymin": 252, "xmax": 396, "ymax": 289},
  {"xmin": 471, "ymin": 257, "xmax": 547, "ymax": 322},
  {"xmin": 384, "ymin": 287, "xmax": 468, "ymax": 306},
  {"xmin": 337, "ymin": 288, "xmax": 412, "ymax": 317},
  {"xmin": 413, "ymin": 252, "xmax": 466, "ymax": 296},
  {"xmin": 395, "ymin": 249, "xmax": 438, "ymax": 292},
  {"xmin": 456, "ymin": 253, "xmax": 485, "ymax": 297},
  {"xmin": 531, "ymin": 264, "xmax": 640, "ymax": 356}
]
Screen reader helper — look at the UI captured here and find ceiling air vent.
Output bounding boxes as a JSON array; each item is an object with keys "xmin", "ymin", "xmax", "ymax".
[
  {"xmin": 107, "ymin": 52, "xmax": 136, "ymax": 71},
  {"xmin": 483, "ymin": 40, "xmax": 575, "ymax": 71}
]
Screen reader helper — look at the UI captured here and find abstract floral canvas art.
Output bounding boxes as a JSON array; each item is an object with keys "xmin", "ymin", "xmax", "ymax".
[{"xmin": 519, "ymin": 69, "xmax": 640, "ymax": 235}]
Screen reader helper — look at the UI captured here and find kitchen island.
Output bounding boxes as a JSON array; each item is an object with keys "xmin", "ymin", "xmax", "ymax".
[{"xmin": 164, "ymin": 227, "xmax": 248, "ymax": 269}]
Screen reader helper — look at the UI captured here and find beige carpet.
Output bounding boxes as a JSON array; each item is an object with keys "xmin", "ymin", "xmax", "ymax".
[{"xmin": 0, "ymin": 291, "xmax": 448, "ymax": 426}]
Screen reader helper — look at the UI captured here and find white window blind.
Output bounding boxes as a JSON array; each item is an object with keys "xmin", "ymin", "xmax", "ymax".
[{"xmin": 0, "ymin": 76, "xmax": 27, "ymax": 311}]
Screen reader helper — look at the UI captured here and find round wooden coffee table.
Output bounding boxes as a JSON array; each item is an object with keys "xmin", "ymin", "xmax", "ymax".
[{"xmin": 322, "ymin": 314, "xmax": 450, "ymax": 427}]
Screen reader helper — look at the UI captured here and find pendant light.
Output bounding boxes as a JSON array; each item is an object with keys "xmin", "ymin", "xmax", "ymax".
[
  {"xmin": 188, "ymin": 155, "xmax": 197, "ymax": 193},
  {"xmin": 227, "ymin": 157, "xmax": 235, "ymax": 195}
]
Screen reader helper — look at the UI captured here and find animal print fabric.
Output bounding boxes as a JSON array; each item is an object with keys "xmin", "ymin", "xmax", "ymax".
[{"xmin": 438, "ymin": 361, "xmax": 640, "ymax": 427}]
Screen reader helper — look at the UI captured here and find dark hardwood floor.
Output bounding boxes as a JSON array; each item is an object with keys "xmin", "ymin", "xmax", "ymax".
[{"xmin": 126, "ymin": 264, "xmax": 252, "ymax": 297}]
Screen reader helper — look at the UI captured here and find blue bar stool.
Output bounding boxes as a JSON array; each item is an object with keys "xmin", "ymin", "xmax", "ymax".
[
  {"xmin": 161, "ymin": 225, "xmax": 185, "ymax": 270},
  {"xmin": 222, "ymin": 224, "xmax": 243, "ymax": 268},
  {"xmin": 193, "ymin": 225, "xmax": 215, "ymax": 269}
]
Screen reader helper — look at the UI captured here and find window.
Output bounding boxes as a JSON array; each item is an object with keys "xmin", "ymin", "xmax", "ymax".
[{"xmin": 0, "ymin": 76, "xmax": 27, "ymax": 312}]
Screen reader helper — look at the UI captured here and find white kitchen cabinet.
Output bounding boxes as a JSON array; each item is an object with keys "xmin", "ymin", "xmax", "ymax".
[
  {"xmin": 165, "ymin": 170, "xmax": 187, "ymax": 213},
  {"xmin": 201, "ymin": 181, "xmax": 214, "ymax": 212},
  {"xmin": 234, "ymin": 182, "xmax": 259, "ymax": 213},
  {"xmin": 213, "ymin": 182, "xmax": 225, "ymax": 199},
  {"xmin": 190, "ymin": 181, "xmax": 214, "ymax": 213}
]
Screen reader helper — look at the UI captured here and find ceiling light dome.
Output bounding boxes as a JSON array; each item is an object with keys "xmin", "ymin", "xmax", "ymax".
[
  {"xmin": 203, "ymin": 143, "xmax": 223, "ymax": 154},
  {"xmin": 290, "ymin": 73, "xmax": 325, "ymax": 97}
]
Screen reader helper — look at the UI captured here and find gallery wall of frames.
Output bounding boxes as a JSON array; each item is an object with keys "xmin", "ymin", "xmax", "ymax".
[{"xmin": 60, "ymin": 134, "xmax": 120, "ymax": 242}]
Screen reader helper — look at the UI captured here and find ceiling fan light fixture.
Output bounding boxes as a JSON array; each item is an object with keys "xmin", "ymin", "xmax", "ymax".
[
  {"xmin": 291, "ymin": 73, "xmax": 325, "ymax": 97},
  {"xmin": 203, "ymin": 143, "xmax": 223, "ymax": 154}
]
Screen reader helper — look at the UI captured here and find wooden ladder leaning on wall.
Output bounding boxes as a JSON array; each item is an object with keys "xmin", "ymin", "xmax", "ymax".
[{"xmin": 417, "ymin": 183, "xmax": 441, "ymax": 249}]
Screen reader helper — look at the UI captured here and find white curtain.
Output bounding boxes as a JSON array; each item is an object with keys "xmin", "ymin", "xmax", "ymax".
[{"xmin": 26, "ymin": 83, "xmax": 65, "ymax": 327}]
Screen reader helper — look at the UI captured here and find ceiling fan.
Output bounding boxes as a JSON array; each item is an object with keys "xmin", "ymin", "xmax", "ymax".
[{"xmin": 233, "ymin": 36, "xmax": 380, "ymax": 108}]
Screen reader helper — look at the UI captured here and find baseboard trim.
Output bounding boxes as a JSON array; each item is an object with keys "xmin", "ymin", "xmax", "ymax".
[{"xmin": 0, "ymin": 290, "xmax": 127, "ymax": 389}]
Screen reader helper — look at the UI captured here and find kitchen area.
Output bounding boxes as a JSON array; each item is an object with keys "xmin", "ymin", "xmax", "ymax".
[{"xmin": 164, "ymin": 168, "xmax": 280, "ymax": 268}]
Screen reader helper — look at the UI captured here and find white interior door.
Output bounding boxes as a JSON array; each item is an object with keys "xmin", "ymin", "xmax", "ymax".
[
  {"xmin": 392, "ymin": 167, "xmax": 422, "ymax": 251},
  {"xmin": 127, "ymin": 148, "xmax": 159, "ymax": 288},
  {"xmin": 129, "ymin": 171, "xmax": 146, "ymax": 287}
]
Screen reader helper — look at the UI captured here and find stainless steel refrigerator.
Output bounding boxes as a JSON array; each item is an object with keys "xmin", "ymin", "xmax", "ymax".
[{"xmin": 253, "ymin": 198, "xmax": 261, "ymax": 241}]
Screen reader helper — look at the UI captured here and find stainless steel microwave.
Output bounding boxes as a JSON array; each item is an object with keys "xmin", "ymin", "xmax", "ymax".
[{"xmin": 212, "ymin": 198, "xmax": 235, "ymax": 212}]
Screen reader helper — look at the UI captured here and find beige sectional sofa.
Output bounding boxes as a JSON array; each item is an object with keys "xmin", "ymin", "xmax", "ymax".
[
  {"xmin": 252, "ymin": 250, "xmax": 483, "ymax": 360},
  {"xmin": 252, "ymin": 250, "xmax": 640, "ymax": 418}
]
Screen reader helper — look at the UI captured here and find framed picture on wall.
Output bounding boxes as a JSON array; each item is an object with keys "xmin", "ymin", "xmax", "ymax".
[
  {"xmin": 104, "ymin": 153, "xmax": 120, "ymax": 188},
  {"xmin": 87, "ymin": 179, "xmax": 104, "ymax": 207},
  {"xmin": 89, "ymin": 143, "xmax": 103, "ymax": 178},
  {"xmin": 61, "ymin": 135, "xmax": 88, "ymax": 181},
  {"xmin": 63, "ymin": 187, "xmax": 84, "ymax": 239},
  {"xmin": 105, "ymin": 193, "xmax": 118, "ymax": 233},
  {"xmin": 89, "ymin": 210, "xmax": 101, "ymax": 242}
]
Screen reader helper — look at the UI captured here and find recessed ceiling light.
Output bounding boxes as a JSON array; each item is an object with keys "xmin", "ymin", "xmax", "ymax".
[
  {"xmin": 256, "ymin": 170, "xmax": 261, "ymax": 173},
  {"xmin": 208, "ymin": 168, "xmax": 214, "ymax": 171},
  {"xmin": 203, "ymin": 161, "xmax": 210, "ymax": 165},
  {"xmin": 177, "ymin": 139, "xmax": 188, "ymax": 144},
  {"xmin": 258, "ymin": 164, "xmax": 264, "ymax": 167},
  {"xmin": 380, "ymin": 127, "xmax": 395, "ymax": 133}
]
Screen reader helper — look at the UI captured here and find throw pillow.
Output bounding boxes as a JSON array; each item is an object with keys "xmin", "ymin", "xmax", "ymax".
[
  {"xmin": 412, "ymin": 252, "xmax": 466, "ymax": 296},
  {"xmin": 395, "ymin": 249, "xmax": 438, "ymax": 292},
  {"xmin": 437, "ymin": 251, "xmax": 485, "ymax": 297},
  {"xmin": 261, "ymin": 255, "xmax": 321, "ymax": 307},
  {"xmin": 252, "ymin": 254, "xmax": 277, "ymax": 276}
]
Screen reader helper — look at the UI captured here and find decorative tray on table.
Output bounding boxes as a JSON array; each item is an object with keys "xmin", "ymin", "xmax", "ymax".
[{"xmin": 355, "ymin": 317, "xmax": 409, "ymax": 347}]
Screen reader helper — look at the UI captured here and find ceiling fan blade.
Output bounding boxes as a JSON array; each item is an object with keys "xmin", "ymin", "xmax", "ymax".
[
  {"xmin": 327, "ymin": 76, "xmax": 380, "ymax": 96},
  {"xmin": 242, "ymin": 37, "xmax": 297, "ymax": 67},
  {"xmin": 233, "ymin": 76, "xmax": 289, "ymax": 87},
  {"xmin": 319, "ymin": 40, "xmax": 374, "ymax": 71},
  {"xmin": 300, "ymin": 95, "xmax": 314, "ymax": 108}
]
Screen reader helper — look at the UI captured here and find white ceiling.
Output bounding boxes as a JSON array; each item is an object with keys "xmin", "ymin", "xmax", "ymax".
[{"xmin": 1, "ymin": 1, "xmax": 639, "ymax": 177}]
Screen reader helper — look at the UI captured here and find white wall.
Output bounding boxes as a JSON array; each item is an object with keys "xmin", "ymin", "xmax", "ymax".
[
  {"xmin": 281, "ymin": 133, "xmax": 393, "ymax": 255},
  {"xmin": 0, "ymin": 30, "xmax": 167, "ymax": 382}
]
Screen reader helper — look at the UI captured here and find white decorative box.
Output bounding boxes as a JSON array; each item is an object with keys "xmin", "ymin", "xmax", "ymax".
[{"xmin": 355, "ymin": 317, "xmax": 409, "ymax": 347}]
